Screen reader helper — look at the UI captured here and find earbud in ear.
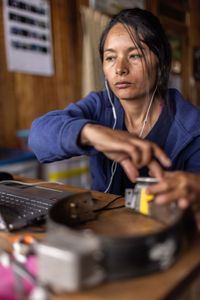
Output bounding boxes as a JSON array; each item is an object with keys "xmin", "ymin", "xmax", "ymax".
[{"xmin": 105, "ymin": 79, "xmax": 108, "ymax": 89}]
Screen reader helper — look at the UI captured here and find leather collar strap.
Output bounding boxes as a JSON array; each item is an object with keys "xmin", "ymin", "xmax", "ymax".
[{"xmin": 36, "ymin": 192, "xmax": 197, "ymax": 292}]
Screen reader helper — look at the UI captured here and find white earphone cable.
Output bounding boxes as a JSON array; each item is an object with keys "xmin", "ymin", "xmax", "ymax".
[
  {"xmin": 139, "ymin": 86, "xmax": 157, "ymax": 138},
  {"xmin": 105, "ymin": 80, "xmax": 117, "ymax": 129},
  {"xmin": 104, "ymin": 80, "xmax": 118, "ymax": 193},
  {"xmin": 104, "ymin": 81, "xmax": 157, "ymax": 193}
]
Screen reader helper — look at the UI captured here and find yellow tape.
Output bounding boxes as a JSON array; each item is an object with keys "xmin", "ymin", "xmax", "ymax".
[
  {"xmin": 139, "ymin": 188, "xmax": 154, "ymax": 215},
  {"xmin": 48, "ymin": 166, "xmax": 89, "ymax": 181}
]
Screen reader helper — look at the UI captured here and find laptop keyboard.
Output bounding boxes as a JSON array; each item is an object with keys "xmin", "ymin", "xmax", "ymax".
[{"xmin": 0, "ymin": 182, "xmax": 73, "ymax": 231}]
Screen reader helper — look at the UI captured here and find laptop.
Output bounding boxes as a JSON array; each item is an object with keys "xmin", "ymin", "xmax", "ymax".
[{"xmin": 0, "ymin": 181, "xmax": 74, "ymax": 231}]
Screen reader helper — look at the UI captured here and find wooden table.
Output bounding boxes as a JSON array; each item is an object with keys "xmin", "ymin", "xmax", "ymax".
[{"xmin": 0, "ymin": 179, "xmax": 200, "ymax": 300}]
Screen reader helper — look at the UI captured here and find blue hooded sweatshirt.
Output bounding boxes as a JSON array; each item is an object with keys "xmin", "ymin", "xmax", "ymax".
[{"xmin": 29, "ymin": 88, "xmax": 200, "ymax": 195}]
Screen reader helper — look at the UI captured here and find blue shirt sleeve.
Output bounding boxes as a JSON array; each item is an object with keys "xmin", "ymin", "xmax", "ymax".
[{"xmin": 28, "ymin": 92, "xmax": 105, "ymax": 162}]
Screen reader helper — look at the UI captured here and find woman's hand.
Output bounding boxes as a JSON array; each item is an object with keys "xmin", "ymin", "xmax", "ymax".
[{"xmin": 80, "ymin": 124, "xmax": 171, "ymax": 182}]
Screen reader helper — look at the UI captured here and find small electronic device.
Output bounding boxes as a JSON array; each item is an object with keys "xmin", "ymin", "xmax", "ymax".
[{"xmin": 125, "ymin": 177, "xmax": 159, "ymax": 215}]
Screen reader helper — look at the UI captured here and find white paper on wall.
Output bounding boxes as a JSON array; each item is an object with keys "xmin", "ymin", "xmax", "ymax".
[{"xmin": 3, "ymin": 0, "xmax": 54, "ymax": 76}]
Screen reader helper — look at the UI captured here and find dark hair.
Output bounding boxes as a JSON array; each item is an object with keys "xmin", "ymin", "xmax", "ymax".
[{"xmin": 99, "ymin": 8, "xmax": 171, "ymax": 97}]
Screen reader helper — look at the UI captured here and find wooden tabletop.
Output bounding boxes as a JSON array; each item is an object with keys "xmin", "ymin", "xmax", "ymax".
[{"xmin": 0, "ymin": 179, "xmax": 200, "ymax": 300}]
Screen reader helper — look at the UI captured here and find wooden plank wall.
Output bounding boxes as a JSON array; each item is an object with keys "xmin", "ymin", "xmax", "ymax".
[
  {"xmin": 0, "ymin": 0, "xmax": 199, "ymax": 148},
  {"xmin": 0, "ymin": 0, "xmax": 83, "ymax": 147}
]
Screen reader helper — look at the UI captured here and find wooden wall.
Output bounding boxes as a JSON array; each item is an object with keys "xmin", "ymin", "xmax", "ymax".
[
  {"xmin": 0, "ymin": 0, "xmax": 83, "ymax": 147},
  {"xmin": 0, "ymin": 0, "xmax": 199, "ymax": 148},
  {"xmin": 148, "ymin": 0, "xmax": 200, "ymax": 105}
]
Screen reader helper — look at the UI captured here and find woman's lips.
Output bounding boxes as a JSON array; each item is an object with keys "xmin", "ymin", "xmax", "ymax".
[{"xmin": 115, "ymin": 81, "xmax": 132, "ymax": 89}]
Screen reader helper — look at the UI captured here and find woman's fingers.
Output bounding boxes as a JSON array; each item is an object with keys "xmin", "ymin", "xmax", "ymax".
[
  {"xmin": 88, "ymin": 125, "xmax": 171, "ymax": 168},
  {"xmin": 118, "ymin": 138, "xmax": 170, "ymax": 173},
  {"xmin": 131, "ymin": 139, "xmax": 171, "ymax": 168},
  {"xmin": 112, "ymin": 142, "xmax": 165, "ymax": 182},
  {"xmin": 83, "ymin": 125, "xmax": 171, "ymax": 181},
  {"xmin": 104, "ymin": 137, "xmax": 168, "ymax": 182},
  {"xmin": 151, "ymin": 143, "xmax": 172, "ymax": 167},
  {"xmin": 148, "ymin": 160, "xmax": 164, "ymax": 180},
  {"xmin": 120, "ymin": 158, "xmax": 139, "ymax": 182}
]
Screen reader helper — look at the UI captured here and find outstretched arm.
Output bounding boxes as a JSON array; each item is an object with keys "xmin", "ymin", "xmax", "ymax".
[{"xmin": 80, "ymin": 124, "xmax": 171, "ymax": 182}]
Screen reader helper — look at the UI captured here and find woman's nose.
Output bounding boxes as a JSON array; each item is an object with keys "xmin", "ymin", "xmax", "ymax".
[{"xmin": 115, "ymin": 59, "xmax": 128, "ymax": 75}]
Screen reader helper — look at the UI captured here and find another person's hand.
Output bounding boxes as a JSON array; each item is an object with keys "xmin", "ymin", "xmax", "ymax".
[
  {"xmin": 147, "ymin": 171, "xmax": 200, "ymax": 230},
  {"xmin": 80, "ymin": 124, "xmax": 171, "ymax": 182},
  {"xmin": 147, "ymin": 171, "xmax": 200, "ymax": 209}
]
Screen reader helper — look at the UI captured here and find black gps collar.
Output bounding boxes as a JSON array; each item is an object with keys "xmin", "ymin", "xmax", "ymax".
[{"xmin": 36, "ymin": 192, "xmax": 197, "ymax": 292}]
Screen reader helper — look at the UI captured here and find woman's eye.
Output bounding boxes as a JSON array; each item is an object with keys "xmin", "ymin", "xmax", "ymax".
[
  {"xmin": 105, "ymin": 56, "xmax": 115, "ymax": 62},
  {"xmin": 129, "ymin": 53, "xmax": 142, "ymax": 60}
]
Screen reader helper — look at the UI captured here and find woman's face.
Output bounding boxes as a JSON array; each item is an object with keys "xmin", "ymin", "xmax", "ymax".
[{"xmin": 103, "ymin": 23, "xmax": 158, "ymax": 102}]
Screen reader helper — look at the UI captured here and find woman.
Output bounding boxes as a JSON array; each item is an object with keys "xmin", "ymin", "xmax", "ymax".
[{"xmin": 29, "ymin": 8, "xmax": 200, "ymax": 195}]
